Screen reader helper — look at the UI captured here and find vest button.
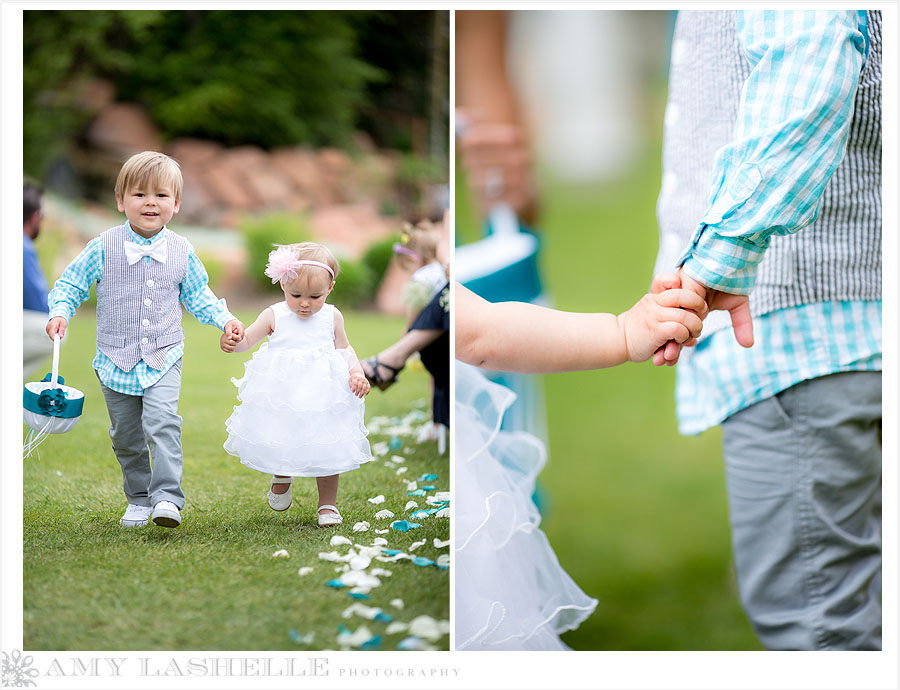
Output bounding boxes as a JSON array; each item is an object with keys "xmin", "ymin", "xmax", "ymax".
[
  {"xmin": 146, "ymin": 279, "xmax": 154, "ymax": 287},
  {"xmin": 142, "ymin": 319, "xmax": 150, "ymax": 327},
  {"xmin": 144, "ymin": 298, "xmax": 152, "ymax": 307},
  {"xmin": 141, "ymin": 337, "xmax": 149, "ymax": 345}
]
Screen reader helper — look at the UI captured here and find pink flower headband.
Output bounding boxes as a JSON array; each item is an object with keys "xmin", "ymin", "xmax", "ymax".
[{"xmin": 264, "ymin": 246, "xmax": 335, "ymax": 283}]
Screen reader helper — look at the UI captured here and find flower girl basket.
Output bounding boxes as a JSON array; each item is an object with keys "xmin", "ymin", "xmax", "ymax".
[
  {"xmin": 23, "ymin": 335, "xmax": 84, "ymax": 457},
  {"xmin": 455, "ymin": 204, "xmax": 550, "ymax": 440}
]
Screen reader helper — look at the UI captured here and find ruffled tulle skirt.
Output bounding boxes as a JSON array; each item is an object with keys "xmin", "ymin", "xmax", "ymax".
[
  {"xmin": 224, "ymin": 344, "xmax": 372, "ymax": 476},
  {"xmin": 455, "ymin": 362, "xmax": 597, "ymax": 650}
]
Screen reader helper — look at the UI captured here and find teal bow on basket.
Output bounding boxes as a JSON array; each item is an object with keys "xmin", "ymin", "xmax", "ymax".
[{"xmin": 23, "ymin": 335, "xmax": 85, "ymax": 458}]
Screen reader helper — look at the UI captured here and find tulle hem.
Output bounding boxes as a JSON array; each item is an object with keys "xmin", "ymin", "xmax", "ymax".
[{"xmin": 455, "ymin": 362, "xmax": 597, "ymax": 651}]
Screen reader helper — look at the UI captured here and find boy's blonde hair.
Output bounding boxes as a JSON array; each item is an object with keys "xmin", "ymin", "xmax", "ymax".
[
  {"xmin": 278, "ymin": 242, "xmax": 340, "ymax": 282},
  {"xmin": 115, "ymin": 151, "xmax": 184, "ymax": 201},
  {"xmin": 397, "ymin": 220, "xmax": 440, "ymax": 268}
]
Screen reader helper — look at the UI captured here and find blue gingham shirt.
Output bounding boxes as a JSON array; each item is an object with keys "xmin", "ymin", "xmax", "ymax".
[
  {"xmin": 48, "ymin": 222, "xmax": 235, "ymax": 396},
  {"xmin": 673, "ymin": 11, "xmax": 881, "ymax": 434}
]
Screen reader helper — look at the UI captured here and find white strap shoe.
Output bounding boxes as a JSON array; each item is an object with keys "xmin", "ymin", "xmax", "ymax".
[
  {"xmin": 267, "ymin": 476, "xmax": 293, "ymax": 511},
  {"xmin": 317, "ymin": 504, "xmax": 342, "ymax": 527}
]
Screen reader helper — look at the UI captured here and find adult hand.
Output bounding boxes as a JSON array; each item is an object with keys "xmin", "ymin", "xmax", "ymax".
[
  {"xmin": 457, "ymin": 111, "xmax": 538, "ymax": 225},
  {"xmin": 651, "ymin": 269, "xmax": 754, "ymax": 366},
  {"xmin": 46, "ymin": 316, "xmax": 67, "ymax": 341}
]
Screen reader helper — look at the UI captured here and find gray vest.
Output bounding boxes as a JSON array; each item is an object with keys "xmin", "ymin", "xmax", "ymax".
[
  {"xmin": 96, "ymin": 225, "xmax": 190, "ymax": 371},
  {"xmin": 655, "ymin": 11, "xmax": 882, "ymax": 336}
]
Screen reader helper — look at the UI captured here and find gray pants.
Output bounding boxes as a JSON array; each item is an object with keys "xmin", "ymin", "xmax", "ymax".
[
  {"xmin": 98, "ymin": 360, "xmax": 185, "ymax": 509},
  {"xmin": 721, "ymin": 371, "xmax": 881, "ymax": 650}
]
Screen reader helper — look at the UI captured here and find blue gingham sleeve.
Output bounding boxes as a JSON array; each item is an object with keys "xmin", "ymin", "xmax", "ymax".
[
  {"xmin": 179, "ymin": 247, "xmax": 236, "ymax": 330},
  {"xmin": 677, "ymin": 10, "xmax": 867, "ymax": 294},
  {"xmin": 47, "ymin": 236, "xmax": 104, "ymax": 321}
]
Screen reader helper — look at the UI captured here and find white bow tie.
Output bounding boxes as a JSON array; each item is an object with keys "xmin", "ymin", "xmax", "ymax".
[{"xmin": 124, "ymin": 240, "xmax": 167, "ymax": 265}]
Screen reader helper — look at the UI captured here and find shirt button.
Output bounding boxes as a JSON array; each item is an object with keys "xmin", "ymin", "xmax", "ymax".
[
  {"xmin": 146, "ymin": 279, "xmax": 154, "ymax": 287},
  {"xmin": 142, "ymin": 319, "xmax": 150, "ymax": 327},
  {"xmin": 141, "ymin": 337, "xmax": 149, "ymax": 345},
  {"xmin": 144, "ymin": 298, "xmax": 152, "ymax": 307}
]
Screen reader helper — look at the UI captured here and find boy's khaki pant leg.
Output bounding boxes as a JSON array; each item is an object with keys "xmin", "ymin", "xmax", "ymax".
[
  {"xmin": 721, "ymin": 371, "xmax": 882, "ymax": 650},
  {"xmin": 98, "ymin": 360, "xmax": 185, "ymax": 510}
]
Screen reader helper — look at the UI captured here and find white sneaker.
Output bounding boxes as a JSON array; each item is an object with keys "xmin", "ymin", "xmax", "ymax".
[
  {"xmin": 120, "ymin": 503, "xmax": 153, "ymax": 528},
  {"xmin": 151, "ymin": 500, "xmax": 182, "ymax": 528}
]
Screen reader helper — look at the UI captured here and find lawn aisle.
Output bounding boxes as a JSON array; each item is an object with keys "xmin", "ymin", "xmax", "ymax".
[{"xmin": 23, "ymin": 309, "xmax": 449, "ymax": 650}]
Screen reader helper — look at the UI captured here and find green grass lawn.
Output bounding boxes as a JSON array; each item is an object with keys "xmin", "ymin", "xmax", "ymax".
[
  {"xmin": 456, "ymin": 135, "xmax": 762, "ymax": 649},
  {"xmin": 23, "ymin": 307, "xmax": 449, "ymax": 651}
]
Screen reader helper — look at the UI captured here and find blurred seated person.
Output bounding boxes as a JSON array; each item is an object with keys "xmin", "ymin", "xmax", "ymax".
[{"xmin": 23, "ymin": 180, "xmax": 54, "ymax": 379}]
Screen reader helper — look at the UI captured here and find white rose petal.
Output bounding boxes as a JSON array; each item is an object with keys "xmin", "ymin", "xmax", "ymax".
[
  {"xmin": 271, "ymin": 549, "xmax": 290, "ymax": 558},
  {"xmin": 370, "ymin": 568, "xmax": 392, "ymax": 577},
  {"xmin": 404, "ymin": 501, "xmax": 418, "ymax": 511},
  {"xmin": 349, "ymin": 554, "xmax": 372, "ymax": 571},
  {"xmin": 390, "ymin": 455, "xmax": 405, "ymax": 464},
  {"xmin": 385, "ymin": 621, "xmax": 408, "ymax": 635},
  {"xmin": 352, "ymin": 522, "xmax": 370, "ymax": 532},
  {"xmin": 390, "ymin": 598, "xmax": 405, "ymax": 610},
  {"xmin": 408, "ymin": 540, "xmax": 426, "ymax": 552},
  {"xmin": 337, "ymin": 625, "xmax": 374, "ymax": 648},
  {"xmin": 436, "ymin": 554, "xmax": 450, "ymax": 568},
  {"xmin": 375, "ymin": 529, "xmax": 389, "ymax": 534},
  {"xmin": 409, "ymin": 615, "xmax": 449, "ymax": 641},
  {"xmin": 330, "ymin": 535, "xmax": 352, "ymax": 547},
  {"xmin": 434, "ymin": 507, "xmax": 449, "ymax": 518},
  {"xmin": 433, "ymin": 538, "xmax": 450, "ymax": 548},
  {"xmin": 395, "ymin": 467, "xmax": 408, "ymax": 475},
  {"xmin": 374, "ymin": 509, "xmax": 395, "ymax": 520},
  {"xmin": 298, "ymin": 566, "xmax": 314, "ymax": 576},
  {"xmin": 372, "ymin": 537, "xmax": 388, "ymax": 546},
  {"xmin": 406, "ymin": 481, "xmax": 418, "ymax": 491},
  {"xmin": 367, "ymin": 495, "xmax": 385, "ymax": 504}
]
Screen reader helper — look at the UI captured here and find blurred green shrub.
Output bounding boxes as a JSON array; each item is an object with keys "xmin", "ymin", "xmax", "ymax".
[
  {"xmin": 361, "ymin": 234, "xmax": 399, "ymax": 289},
  {"xmin": 330, "ymin": 259, "xmax": 374, "ymax": 311},
  {"xmin": 23, "ymin": 10, "xmax": 384, "ymax": 178},
  {"xmin": 239, "ymin": 213, "xmax": 312, "ymax": 291}
]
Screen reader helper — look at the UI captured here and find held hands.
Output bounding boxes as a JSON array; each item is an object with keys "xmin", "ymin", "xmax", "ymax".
[
  {"xmin": 220, "ymin": 319, "xmax": 245, "ymax": 353},
  {"xmin": 650, "ymin": 271, "xmax": 754, "ymax": 366},
  {"xmin": 348, "ymin": 372, "xmax": 371, "ymax": 399},
  {"xmin": 617, "ymin": 289, "xmax": 707, "ymax": 363},
  {"xmin": 46, "ymin": 316, "xmax": 67, "ymax": 341}
]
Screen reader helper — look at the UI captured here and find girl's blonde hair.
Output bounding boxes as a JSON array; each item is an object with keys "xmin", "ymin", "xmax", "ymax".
[
  {"xmin": 276, "ymin": 242, "xmax": 340, "ymax": 282},
  {"xmin": 115, "ymin": 151, "xmax": 184, "ymax": 201},
  {"xmin": 396, "ymin": 220, "xmax": 440, "ymax": 268}
]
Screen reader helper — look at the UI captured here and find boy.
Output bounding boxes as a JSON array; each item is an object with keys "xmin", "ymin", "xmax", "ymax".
[{"xmin": 46, "ymin": 151, "xmax": 244, "ymax": 528}]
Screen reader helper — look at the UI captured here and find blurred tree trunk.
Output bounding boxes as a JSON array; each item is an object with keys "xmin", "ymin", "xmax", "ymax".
[{"xmin": 428, "ymin": 11, "xmax": 449, "ymax": 167}]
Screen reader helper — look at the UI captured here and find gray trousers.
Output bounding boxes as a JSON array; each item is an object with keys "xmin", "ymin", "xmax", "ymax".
[
  {"xmin": 98, "ymin": 360, "xmax": 185, "ymax": 509},
  {"xmin": 721, "ymin": 371, "xmax": 881, "ymax": 650}
]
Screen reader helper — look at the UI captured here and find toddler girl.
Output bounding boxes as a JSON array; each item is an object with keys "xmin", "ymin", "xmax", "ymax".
[{"xmin": 221, "ymin": 242, "xmax": 372, "ymax": 527}]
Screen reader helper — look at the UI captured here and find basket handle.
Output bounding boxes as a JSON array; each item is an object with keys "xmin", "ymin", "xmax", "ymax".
[
  {"xmin": 487, "ymin": 203, "xmax": 519, "ymax": 237},
  {"xmin": 51, "ymin": 334, "xmax": 61, "ymax": 388}
]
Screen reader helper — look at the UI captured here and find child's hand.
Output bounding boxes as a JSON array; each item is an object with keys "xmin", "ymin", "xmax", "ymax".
[
  {"xmin": 46, "ymin": 316, "xmax": 67, "ymax": 341},
  {"xmin": 349, "ymin": 372, "xmax": 371, "ymax": 398},
  {"xmin": 618, "ymin": 289, "xmax": 707, "ymax": 363},
  {"xmin": 225, "ymin": 319, "xmax": 245, "ymax": 341},
  {"xmin": 220, "ymin": 330, "xmax": 240, "ymax": 353}
]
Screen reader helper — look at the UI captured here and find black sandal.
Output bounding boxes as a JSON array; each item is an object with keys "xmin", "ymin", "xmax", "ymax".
[{"xmin": 361, "ymin": 356, "xmax": 404, "ymax": 391}]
